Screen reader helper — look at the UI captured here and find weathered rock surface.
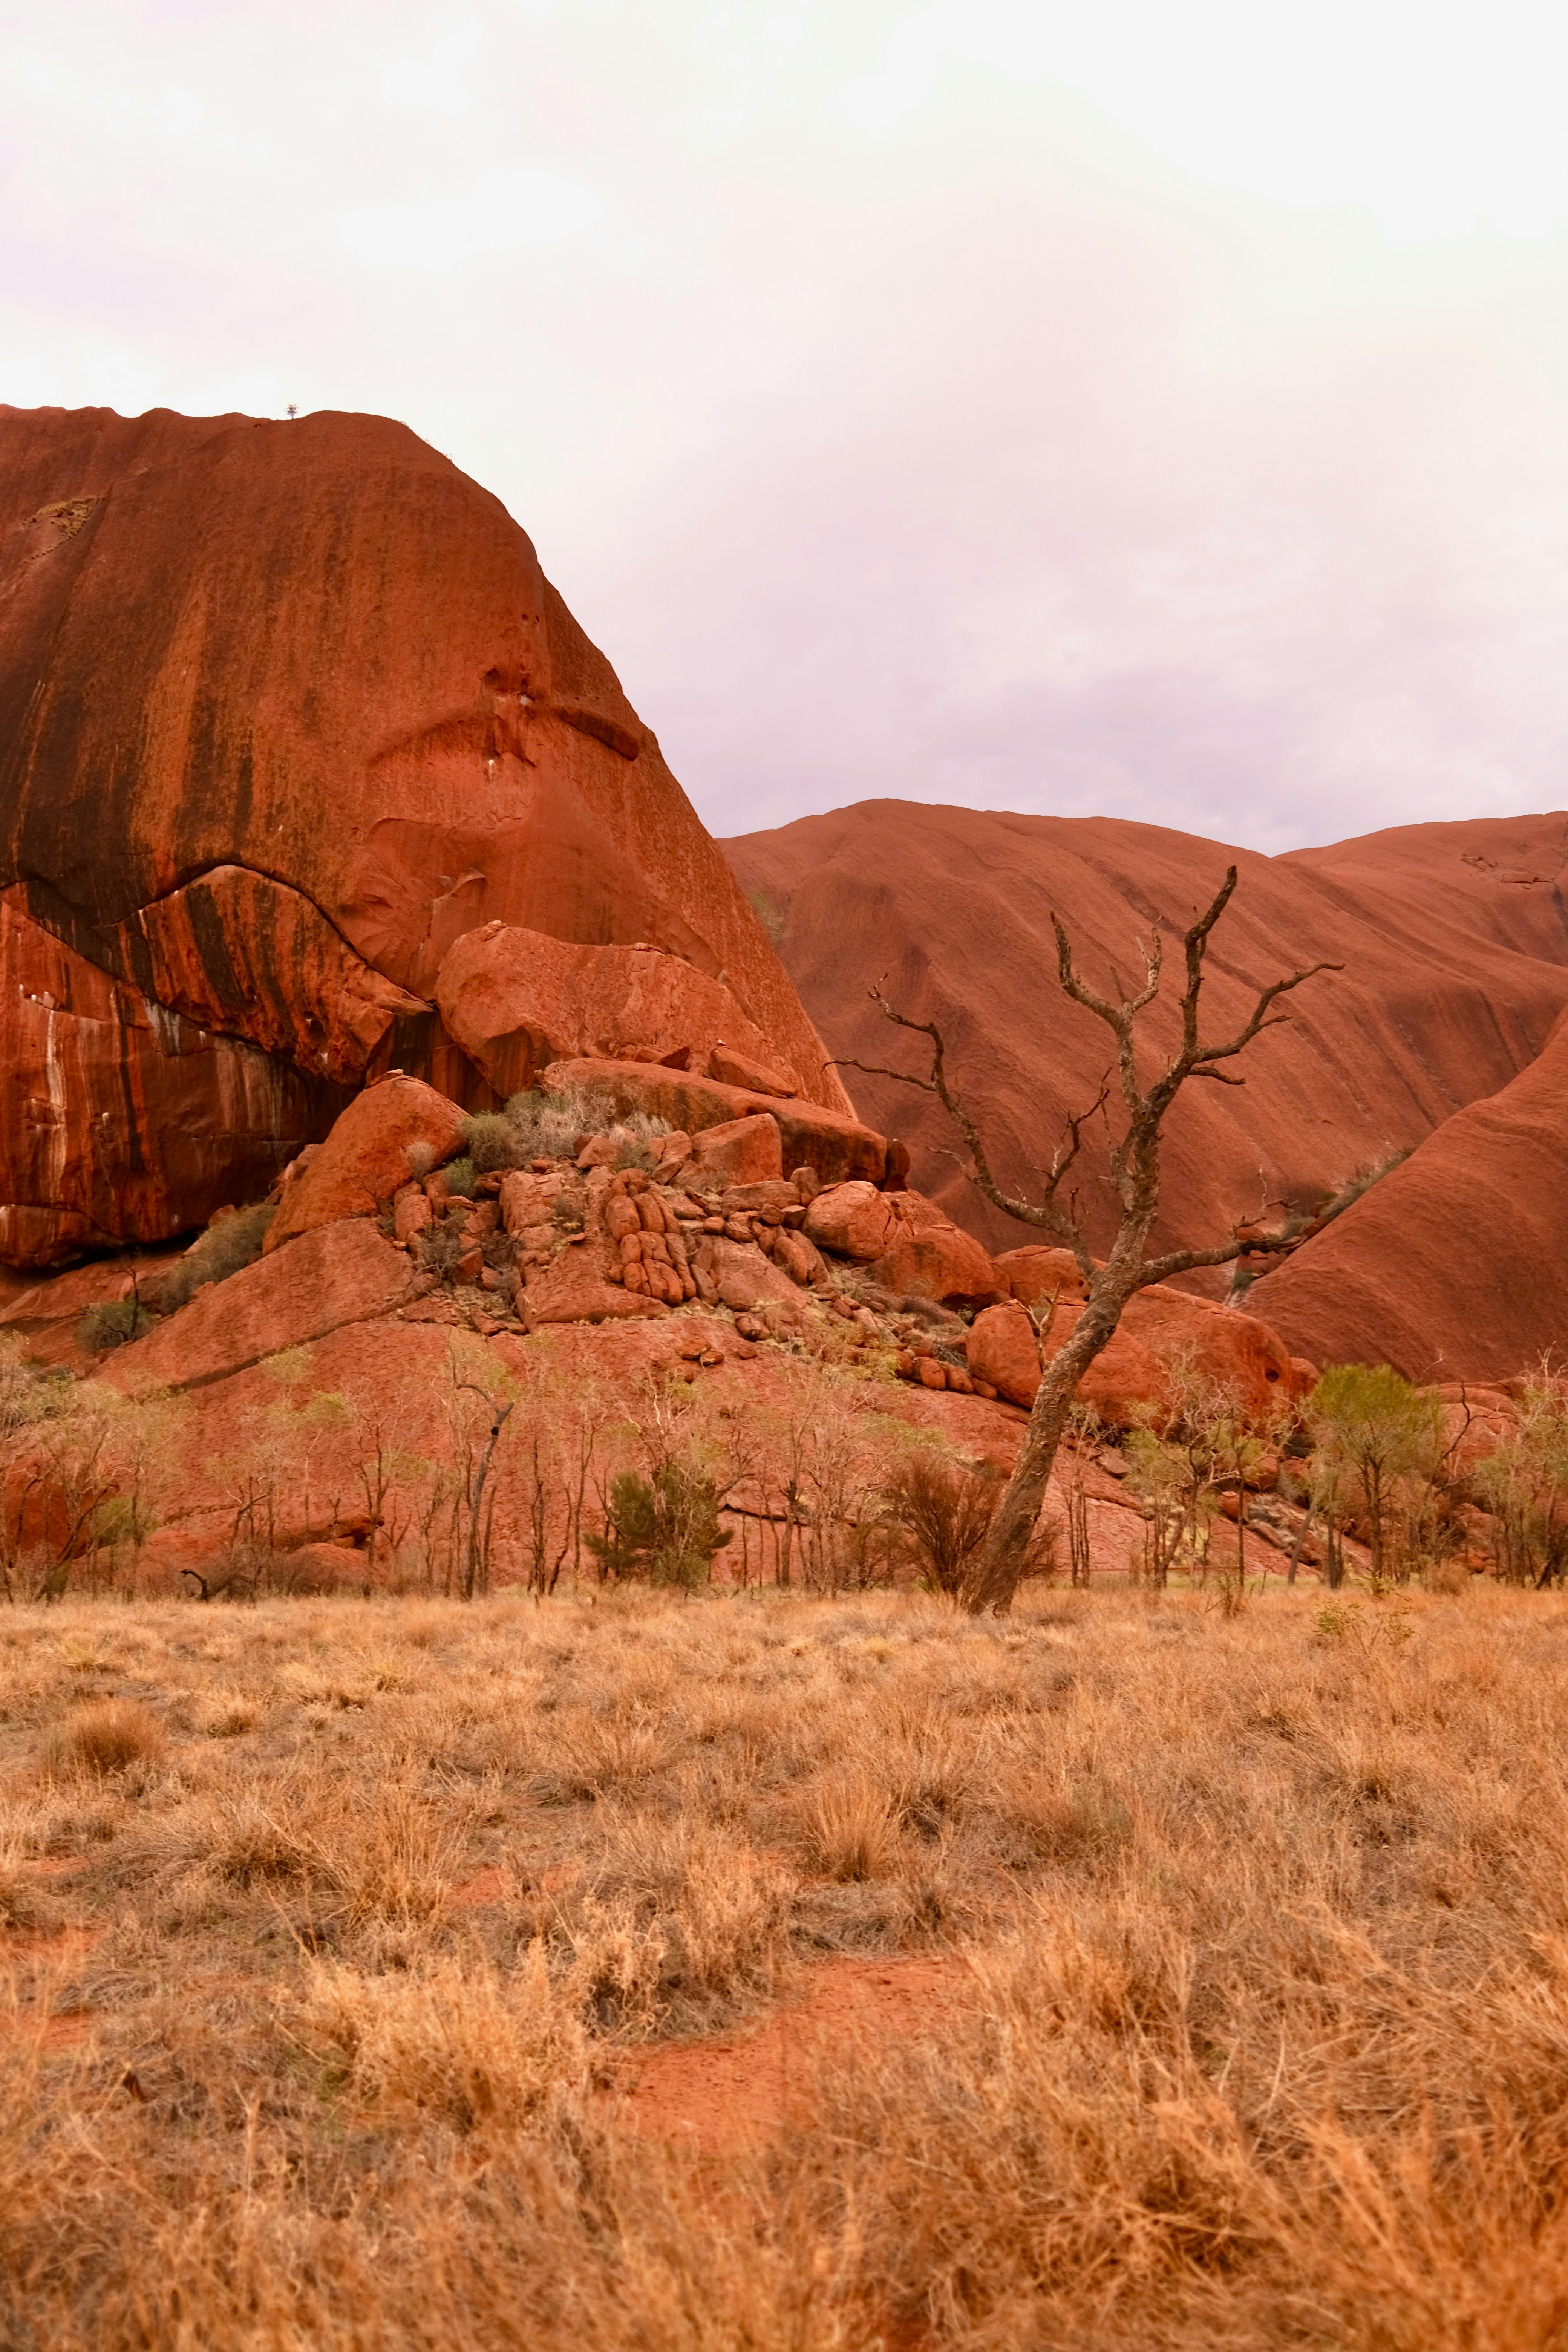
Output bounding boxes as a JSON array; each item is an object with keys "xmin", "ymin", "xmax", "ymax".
[
  {"xmin": 0, "ymin": 401, "xmax": 846, "ymax": 1262},
  {"xmin": 0, "ymin": 889, "xmax": 321, "ymax": 1268},
  {"xmin": 725, "ymin": 804, "xmax": 1568, "ymax": 1305},
  {"xmin": 104, "ymin": 1220, "xmax": 415, "ymax": 1390},
  {"xmin": 266, "ymin": 1076, "xmax": 466, "ymax": 1251},
  {"xmin": 434, "ymin": 923, "xmax": 786, "ymax": 1098},
  {"xmin": 1246, "ymin": 1008, "xmax": 1568, "ymax": 1383}
]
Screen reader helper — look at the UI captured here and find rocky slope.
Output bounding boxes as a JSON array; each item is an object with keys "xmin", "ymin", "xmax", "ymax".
[
  {"xmin": 1243, "ymin": 1006, "xmax": 1568, "ymax": 1384},
  {"xmin": 0, "ymin": 403, "xmax": 847, "ymax": 1266},
  {"xmin": 724, "ymin": 801, "xmax": 1568, "ymax": 1373}
]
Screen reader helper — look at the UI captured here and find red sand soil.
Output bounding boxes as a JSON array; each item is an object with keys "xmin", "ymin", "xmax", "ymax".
[{"xmin": 613, "ymin": 1953, "xmax": 975, "ymax": 2154}]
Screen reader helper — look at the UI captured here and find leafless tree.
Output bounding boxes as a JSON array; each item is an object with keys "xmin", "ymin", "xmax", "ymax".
[{"xmin": 845, "ymin": 867, "xmax": 1337, "ymax": 1614}]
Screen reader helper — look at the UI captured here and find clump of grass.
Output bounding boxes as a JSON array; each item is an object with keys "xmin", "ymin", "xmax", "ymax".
[
  {"xmin": 505, "ymin": 1085, "xmax": 669, "ymax": 1164},
  {"xmin": 460, "ymin": 1113, "xmax": 522, "ymax": 1174},
  {"xmin": 157, "ymin": 1203, "xmax": 273, "ymax": 1315},
  {"xmin": 441, "ymin": 1156, "xmax": 478, "ymax": 1200},
  {"xmin": 46, "ymin": 1698, "xmax": 164, "ymax": 1779}
]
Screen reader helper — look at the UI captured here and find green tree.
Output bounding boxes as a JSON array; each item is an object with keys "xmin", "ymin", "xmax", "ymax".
[
  {"xmin": 1307, "ymin": 1364, "xmax": 1442, "ymax": 1584},
  {"xmin": 585, "ymin": 1464, "xmax": 733, "ymax": 1591}
]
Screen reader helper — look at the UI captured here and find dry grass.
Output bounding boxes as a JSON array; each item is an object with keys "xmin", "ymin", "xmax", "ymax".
[{"xmin": 2, "ymin": 1583, "xmax": 1568, "ymax": 2346}]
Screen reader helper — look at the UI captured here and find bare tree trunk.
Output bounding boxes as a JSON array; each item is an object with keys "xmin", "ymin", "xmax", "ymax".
[{"xmin": 965, "ymin": 1294, "xmax": 1127, "ymax": 1614}]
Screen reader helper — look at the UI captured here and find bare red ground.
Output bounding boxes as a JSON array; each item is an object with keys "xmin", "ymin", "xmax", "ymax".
[{"xmin": 614, "ymin": 1953, "xmax": 976, "ymax": 2154}]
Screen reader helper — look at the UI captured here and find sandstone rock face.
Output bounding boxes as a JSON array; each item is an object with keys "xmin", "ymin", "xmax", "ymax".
[
  {"xmin": 0, "ymin": 402, "xmax": 846, "ymax": 1264},
  {"xmin": 105, "ymin": 1221, "xmax": 415, "ymax": 1390},
  {"xmin": 266, "ymin": 1077, "xmax": 466, "ymax": 1251},
  {"xmin": 434, "ymin": 923, "xmax": 786, "ymax": 1098},
  {"xmin": 690, "ymin": 1115, "xmax": 784, "ymax": 1187},
  {"xmin": 0, "ymin": 890, "xmax": 321, "ymax": 1268},
  {"xmin": 1246, "ymin": 1009, "xmax": 1568, "ymax": 1383},
  {"xmin": 725, "ymin": 804, "xmax": 1568, "ymax": 1298},
  {"xmin": 542, "ymin": 1058, "xmax": 885, "ymax": 1187}
]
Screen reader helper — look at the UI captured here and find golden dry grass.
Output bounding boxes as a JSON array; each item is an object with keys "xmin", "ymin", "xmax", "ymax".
[{"xmin": 1, "ymin": 1582, "xmax": 1567, "ymax": 2346}]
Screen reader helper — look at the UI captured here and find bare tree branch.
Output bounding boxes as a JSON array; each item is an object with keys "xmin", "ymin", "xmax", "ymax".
[{"xmin": 848, "ymin": 876, "xmax": 1340, "ymax": 1614}]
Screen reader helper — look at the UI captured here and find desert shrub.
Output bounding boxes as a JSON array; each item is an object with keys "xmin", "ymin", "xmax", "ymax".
[
  {"xmin": 460, "ymin": 1113, "xmax": 522, "ymax": 1174},
  {"xmin": 505, "ymin": 1086, "xmax": 670, "ymax": 1165},
  {"xmin": 441, "ymin": 1156, "xmax": 478, "ymax": 1199},
  {"xmin": 585, "ymin": 1466, "xmax": 734, "ymax": 1590},
  {"xmin": 159, "ymin": 1204, "xmax": 273, "ymax": 1314},
  {"xmin": 46, "ymin": 1698, "xmax": 164, "ymax": 1779},
  {"xmin": 415, "ymin": 1216, "xmax": 466, "ymax": 1280},
  {"xmin": 885, "ymin": 1453, "xmax": 1056, "ymax": 1601},
  {"xmin": 78, "ymin": 1297, "xmax": 155, "ymax": 1354}
]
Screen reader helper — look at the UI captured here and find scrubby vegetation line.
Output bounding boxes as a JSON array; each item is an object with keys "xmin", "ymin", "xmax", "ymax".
[{"xmin": 3, "ymin": 1585, "xmax": 1568, "ymax": 2347}]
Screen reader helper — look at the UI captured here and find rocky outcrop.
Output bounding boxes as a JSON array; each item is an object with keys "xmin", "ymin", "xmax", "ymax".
[
  {"xmin": 0, "ymin": 402, "xmax": 847, "ymax": 1264},
  {"xmin": 265, "ymin": 1075, "xmax": 467, "ymax": 1251}
]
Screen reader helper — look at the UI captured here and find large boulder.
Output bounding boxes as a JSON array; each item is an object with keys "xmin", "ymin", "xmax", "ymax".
[
  {"xmin": 0, "ymin": 402, "xmax": 848, "ymax": 1264},
  {"xmin": 804, "ymin": 1180, "xmax": 897, "ymax": 1261},
  {"xmin": 266, "ymin": 1076, "xmax": 466, "ymax": 1251},
  {"xmin": 104, "ymin": 1221, "xmax": 415, "ymax": 1391},
  {"xmin": 434, "ymin": 923, "xmax": 788, "ymax": 1098},
  {"xmin": 867, "ymin": 1193, "xmax": 1002, "ymax": 1308}
]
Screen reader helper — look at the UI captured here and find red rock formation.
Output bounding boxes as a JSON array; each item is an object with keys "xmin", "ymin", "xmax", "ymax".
[
  {"xmin": 1245, "ymin": 1009, "xmax": 1568, "ymax": 1384},
  {"xmin": 434, "ymin": 924, "xmax": 786, "ymax": 1098},
  {"xmin": 0, "ymin": 890, "xmax": 322, "ymax": 1268},
  {"xmin": 967, "ymin": 1283, "xmax": 1303, "ymax": 1428},
  {"xmin": 105, "ymin": 1220, "xmax": 416, "ymax": 1392},
  {"xmin": 725, "ymin": 804, "xmax": 1568, "ymax": 1292},
  {"xmin": 265, "ymin": 1075, "xmax": 466, "ymax": 1251},
  {"xmin": 0, "ymin": 401, "xmax": 846, "ymax": 1263}
]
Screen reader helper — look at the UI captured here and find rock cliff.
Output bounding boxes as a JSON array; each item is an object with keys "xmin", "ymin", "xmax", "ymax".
[{"xmin": 0, "ymin": 403, "xmax": 847, "ymax": 1264}]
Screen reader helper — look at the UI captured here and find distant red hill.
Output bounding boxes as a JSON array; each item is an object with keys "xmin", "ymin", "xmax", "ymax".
[{"xmin": 724, "ymin": 801, "xmax": 1568, "ymax": 1381}]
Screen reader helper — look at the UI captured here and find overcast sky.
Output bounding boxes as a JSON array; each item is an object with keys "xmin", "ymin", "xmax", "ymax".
[{"xmin": 6, "ymin": 0, "xmax": 1568, "ymax": 851}]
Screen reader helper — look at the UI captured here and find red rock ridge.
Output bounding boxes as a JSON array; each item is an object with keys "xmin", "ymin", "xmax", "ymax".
[
  {"xmin": 724, "ymin": 802, "xmax": 1568, "ymax": 1289},
  {"xmin": 1244, "ymin": 1007, "xmax": 1568, "ymax": 1384}
]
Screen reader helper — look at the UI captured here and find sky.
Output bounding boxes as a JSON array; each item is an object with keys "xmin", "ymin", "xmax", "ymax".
[{"xmin": 6, "ymin": 0, "xmax": 1568, "ymax": 853}]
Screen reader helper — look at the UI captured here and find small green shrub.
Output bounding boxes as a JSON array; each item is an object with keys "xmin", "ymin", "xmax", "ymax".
[
  {"xmin": 584, "ymin": 1466, "xmax": 734, "ymax": 1590},
  {"xmin": 442, "ymin": 1156, "xmax": 478, "ymax": 1199},
  {"xmin": 78, "ymin": 1296, "xmax": 155, "ymax": 1354},
  {"xmin": 159, "ymin": 1203, "xmax": 274, "ymax": 1315},
  {"xmin": 461, "ymin": 1113, "xmax": 522, "ymax": 1174}
]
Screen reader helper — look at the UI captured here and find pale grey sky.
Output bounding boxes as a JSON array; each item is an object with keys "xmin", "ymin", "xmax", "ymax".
[{"xmin": 6, "ymin": 0, "xmax": 1568, "ymax": 849}]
